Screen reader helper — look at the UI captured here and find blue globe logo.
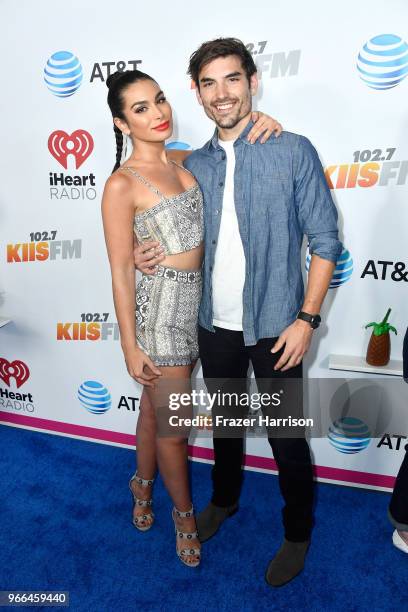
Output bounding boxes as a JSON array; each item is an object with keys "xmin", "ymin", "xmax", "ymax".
[
  {"xmin": 357, "ymin": 34, "xmax": 408, "ymax": 90},
  {"xmin": 44, "ymin": 51, "xmax": 83, "ymax": 97},
  {"xmin": 78, "ymin": 380, "xmax": 112, "ymax": 414},
  {"xmin": 328, "ymin": 417, "xmax": 371, "ymax": 454},
  {"xmin": 306, "ymin": 247, "xmax": 353, "ymax": 288},
  {"xmin": 166, "ymin": 141, "xmax": 192, "ymax": 150}
]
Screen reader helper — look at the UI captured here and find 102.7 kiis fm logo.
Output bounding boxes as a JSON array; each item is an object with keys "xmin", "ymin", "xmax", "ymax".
[
  {"xmin": 245, "ymin": 40, "xmax": 300, "ymax": 79},
  {"xmin": 7, "ymin": 231, "xmax": 82, "ymax": 264},
  {"xmin": 48, "ymin": 129, "xmax": 96, "ymax": 200},
  {"xmin": 190, "ymin": 41, "xmax": 300, "ymax": 88},
  {"xmin": 325, "ymin": 147, "xmax": 408, "ymax": 189},
  {"xmin": 57, "ymin": 313, "xmax": 119, "ymax": 341}
]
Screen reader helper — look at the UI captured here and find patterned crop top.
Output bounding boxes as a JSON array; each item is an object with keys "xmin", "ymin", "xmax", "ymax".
[{"xmin": 121, "ymin": 161, "xmax": 204, "ymax": 256}]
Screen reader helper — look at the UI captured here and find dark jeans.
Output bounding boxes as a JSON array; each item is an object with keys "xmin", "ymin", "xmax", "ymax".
[
  {"xmin": 389, "ymin": 444, "xmax": 408, "ymax": 530},
  {"xmin": 198, "ymin": 325, "xmax": 314, "ymax": 542}
]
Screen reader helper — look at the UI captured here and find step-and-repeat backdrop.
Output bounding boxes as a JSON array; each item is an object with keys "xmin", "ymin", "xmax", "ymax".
[{"xmin": 1, "ymin": 0, "xmax": 407, "ymax": 491}]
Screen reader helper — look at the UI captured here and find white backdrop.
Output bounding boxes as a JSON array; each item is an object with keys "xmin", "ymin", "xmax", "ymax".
[{"xmin": 1, "ymin": 0, "xmax": 407, "ymax": 491}]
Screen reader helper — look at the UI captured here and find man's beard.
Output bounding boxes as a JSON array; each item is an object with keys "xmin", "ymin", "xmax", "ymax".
[
  {"xmin": 204, "ymin": 95, "xmax": 251, "ymax": 130},
  {"xmin": 215, "ymin": 114, "xmax": 244, "ymax": 129}
]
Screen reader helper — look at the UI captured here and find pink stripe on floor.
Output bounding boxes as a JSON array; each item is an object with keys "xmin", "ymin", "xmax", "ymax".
[
  {"xmin": 188, "ymin": 443, "xmax": 396, "ymax": 488},
  {"xmin": 0, "ymin": 411, "xmax": 396, "ymax": 489},
  {"xmin": 0, "ymin": 410, "xmax": 135, "ymax": 446}
]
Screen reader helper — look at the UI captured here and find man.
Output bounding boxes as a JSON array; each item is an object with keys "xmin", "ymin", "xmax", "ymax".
[
  {"xmin": 388, "ymin": 325, "xmax": 408, "ymax": 553},
  {"xmin": 135, "ymin": 38, "xmax": 342, "ymax": 586}
]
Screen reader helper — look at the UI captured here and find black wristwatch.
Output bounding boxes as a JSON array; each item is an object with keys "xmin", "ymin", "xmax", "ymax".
[{"xmin": 297, "ymin": 311, "xmax": 321, "ymax": 329}]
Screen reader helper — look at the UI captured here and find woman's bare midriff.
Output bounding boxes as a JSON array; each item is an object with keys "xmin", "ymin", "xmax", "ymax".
[{"xmin": 160, "ymin": 243, "xmax": 204, "ymax": 272}]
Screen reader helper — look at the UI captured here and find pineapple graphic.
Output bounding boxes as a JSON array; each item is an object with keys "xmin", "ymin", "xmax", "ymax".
[{"xmin": 365, "ymin": 308, "xmax": 397, "ymax": 367}]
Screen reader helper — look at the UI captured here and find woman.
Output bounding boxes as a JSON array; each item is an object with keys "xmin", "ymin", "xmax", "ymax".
[{"xmin": 101, "ymin": 69, "xmax": 281, "ymax": 567}]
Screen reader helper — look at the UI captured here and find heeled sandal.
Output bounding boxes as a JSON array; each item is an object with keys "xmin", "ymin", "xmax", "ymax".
[
  {"xmin": 172, "ymin": 505, "xmax": 201, "ymax": 567},
  {"xmin": 129, "ymin": 473, "xmax": 155, "ymax": 532}
]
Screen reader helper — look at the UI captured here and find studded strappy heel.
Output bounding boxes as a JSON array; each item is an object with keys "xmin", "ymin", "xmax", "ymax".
[
  {"xmin": 129, "ymin": 473, "xmax": 154, "ymax": 532},
  {"xmin": 172, "ymin": 505, "xmax": 201, "ymax": 567}
]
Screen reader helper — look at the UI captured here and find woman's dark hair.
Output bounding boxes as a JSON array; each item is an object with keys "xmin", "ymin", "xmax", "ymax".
[
  {"xmin": 187, "ymin": 37, "xmax": 257, "ymax": 89},
  {"xmin": 106, "ymin": 70, "xmax": 155, "ymax": 173}
]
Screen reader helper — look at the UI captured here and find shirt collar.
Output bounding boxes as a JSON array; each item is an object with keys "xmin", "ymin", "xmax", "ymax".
[{"xmin": 207, "ymin": 118, "xmax": 255, "ymax": 152}]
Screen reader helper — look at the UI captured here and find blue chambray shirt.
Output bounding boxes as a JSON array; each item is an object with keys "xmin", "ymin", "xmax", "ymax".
[{"xmin": 184, "ymin": 120, "xmax": 343, "ymax": 346}]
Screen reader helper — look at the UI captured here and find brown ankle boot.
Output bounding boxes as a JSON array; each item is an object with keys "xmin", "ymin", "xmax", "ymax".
[
  {"xmin": 265, "ymin": 538, "xmax": 310, "ymax": 587},
  {"xmin": 196, "ymin": 502, "xmax": 239, "ymax": 542}
]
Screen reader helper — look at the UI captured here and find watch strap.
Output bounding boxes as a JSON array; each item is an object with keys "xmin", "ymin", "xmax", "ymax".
[{"xmin": 297, "ymin": 311, "xmax": 321, "ymax": 328}]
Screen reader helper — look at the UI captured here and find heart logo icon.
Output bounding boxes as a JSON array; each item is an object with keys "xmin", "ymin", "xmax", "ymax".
[
  {"xmin": 48, "ymin": 129, "xmax": 94, "ymax": 169},
  {"xmin": 0, "ymin": 358, "xmax": 30, "ymax": 388}
]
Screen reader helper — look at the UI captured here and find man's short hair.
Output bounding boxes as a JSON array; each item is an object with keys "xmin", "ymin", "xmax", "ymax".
[{"xmin": 188, "ymin": 37, "xmax": 257, "ymax": 87}]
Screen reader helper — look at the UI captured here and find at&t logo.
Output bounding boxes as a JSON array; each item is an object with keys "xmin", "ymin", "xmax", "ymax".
[
  {"xmin": 328, "ymin": 417, "xmax": 371, "ymax": 454},
  {"xmin": 77, "ymin": 379, "xmax": 140, "ymax": 414},
  {"xmin": 44, "ymin": 51, "xmax": 83, "ymax": 97},
  {"xmin": 166, "ymin": 142, "xmax": 191, "ymax": 151},
  {"xmin": 306, "ymin": 247, "xmax": 353, "ymax": 288},
  {"xmin": 357, "ymin": 34, "xmax": 408, "ymax": 90},
  {"xmin": 90, "ymin": 60, "xmax": 142, "ymax": 83},
  {"xmin": 78, "ymin": 381, "xmax": 112, "ymax": 415},
  {"xmin": 361, "ymin": 259, "xmax": 408, "ymax": 283}
]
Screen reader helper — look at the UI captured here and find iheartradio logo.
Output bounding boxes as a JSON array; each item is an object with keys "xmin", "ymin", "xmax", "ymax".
[
  {"xmin": 48, "ymin": 129, "xmax": 94, "ymax": 169},
  {"xmin": 0, "ymin": 358, "xmax": 30, "ymax": 388}
]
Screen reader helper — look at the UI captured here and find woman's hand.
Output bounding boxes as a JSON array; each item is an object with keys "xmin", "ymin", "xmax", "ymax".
[
  {"xmin": 123, "ymin": 345, "xmax": 162, "ymax": 387},
  {"xmin": 248, "ymin": 111, "xmax": 283, "ymax": 144}
]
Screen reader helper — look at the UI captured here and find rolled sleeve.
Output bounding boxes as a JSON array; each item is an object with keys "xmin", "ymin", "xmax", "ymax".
[{"xmin": 294, "ymin": 135, "xmax": 343, "ymax": 263}]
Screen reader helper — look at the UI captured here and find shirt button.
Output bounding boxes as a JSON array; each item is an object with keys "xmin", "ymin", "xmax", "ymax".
[
  {"xmin": 215, "ymin": 209, "xmax": 219, "ymax": 215},
  {"xmin": 221, "ymin": 154, "xmax": 226, "ymax": 160},
  {"xmin": 212, "ymin": 240, "xmax": 216, "ymax": 245},
  {"xmin": 219, "ymin": 181, "xmax": 224, "ymax": 187},
  {"xmin": 210, "ymin": 266, "xmax": 213, "ymax": 271}
]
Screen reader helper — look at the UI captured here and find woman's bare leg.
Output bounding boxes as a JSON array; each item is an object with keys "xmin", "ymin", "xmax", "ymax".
[
  {"xmin": 130, "ymin": 389, "xmax": 157, "ymax": 528},
  {"xmin": 146, "ymin": 364, "xmax": 200, "ymax": 564},
  {"xmin": 136, "ymin": 389, "xmax": 157, "ymax": 476}
]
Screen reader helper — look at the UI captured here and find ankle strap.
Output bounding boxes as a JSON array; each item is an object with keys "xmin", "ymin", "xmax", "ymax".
[
  {"xmin": 176, "ymin": 529, "xmax": 199, "ymax": 540},
  {"xmin": 131, "ymin": 473, "xmax": 154, "ymax": 487},
  {"xmin": 174, "ymin": 505, "xmax": 194, "ymax": 518}
]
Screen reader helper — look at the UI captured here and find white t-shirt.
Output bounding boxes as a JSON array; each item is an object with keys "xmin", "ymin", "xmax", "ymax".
[{"xmin": 212, "ymin": 139, "xmax": 246, "ymax": 331}]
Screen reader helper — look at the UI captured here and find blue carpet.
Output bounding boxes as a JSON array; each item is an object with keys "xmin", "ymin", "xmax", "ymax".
[{"xmin": 0, "ymin": 425, "xmax": 407, "ymax": 612}]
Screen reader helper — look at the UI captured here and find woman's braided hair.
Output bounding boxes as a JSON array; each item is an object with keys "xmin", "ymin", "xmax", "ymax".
[{"xmin": 106, "ymin": 70, "xmax": 155, "ymax": 173}]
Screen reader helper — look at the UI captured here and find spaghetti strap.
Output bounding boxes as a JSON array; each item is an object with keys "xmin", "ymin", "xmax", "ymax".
[
  {"xmin": 169, "ymin": 159, "xmax": 194, "ymax": 177},
  {"xmin": 120, "ymin": 166, "xmax": 164, "ymax": 199}
]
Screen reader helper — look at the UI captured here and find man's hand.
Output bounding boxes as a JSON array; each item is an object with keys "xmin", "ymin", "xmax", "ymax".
[
  {"xmin": 134, "ymin": 240, "xmax": 164, "ymax": 274},
  {"xmin": 248, "ymin": 111, "xmax": 283, "ymax": 144},
  {"xmin": 271, "ymin": 319, "xmax": 313, "ymax": 371}
]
